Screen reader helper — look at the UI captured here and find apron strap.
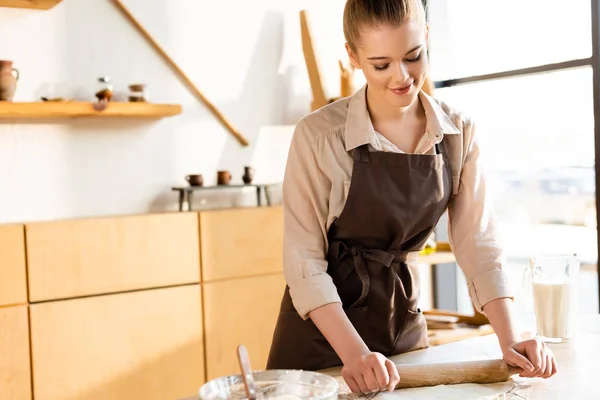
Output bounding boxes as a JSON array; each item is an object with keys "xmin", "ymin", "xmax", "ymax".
[
  {"xmin": 353, "ymin": 145, "xmax": 371, "ymax": 163},
  {"xmin": 329, "ymin": 242, "xmax": 419, "ymax": 308},
  {"xmin": 437, "ymin": 137, "xmax": 462, "ymax": 197},
  {"xmin": 438, "ymin": 135, "xmax": 463, "ymax": 197}
]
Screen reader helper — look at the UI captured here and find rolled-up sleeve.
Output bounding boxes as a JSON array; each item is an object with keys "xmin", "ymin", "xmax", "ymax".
[
  {"xmin": 282, "ymin": 120, "xmax": 341, "ymax": 320},
  {"xmin": 447, "ymin": 121, "xmax": 514, "ymax": 313}
]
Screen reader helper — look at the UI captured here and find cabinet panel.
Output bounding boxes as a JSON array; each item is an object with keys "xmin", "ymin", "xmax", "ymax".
[
  {"xmin": 200, "ymin": 207, "xmax": 283, "ymax": 282},
  {"xmin": 0, "ymin": 224, "xmax": 27, "ymax": 306},
  {"xmin": 0, "ymin": 305, "xmax": 32, "ymax": 400},
  {"xmin": 203, "ymin": 274, "xmax": 285, "ymax": 380},
  {"xmin": 26, "ymin": 213, "xmax": 201, "ymax": 301},
  {"xmin": 30, "ymin": 285, "xmax": 205, "ymax": 400}
]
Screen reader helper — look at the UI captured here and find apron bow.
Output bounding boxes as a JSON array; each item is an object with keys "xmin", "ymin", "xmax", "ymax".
[{"xmin": 330, "ymin": 242, "xmax": 405, "ymax": 308}]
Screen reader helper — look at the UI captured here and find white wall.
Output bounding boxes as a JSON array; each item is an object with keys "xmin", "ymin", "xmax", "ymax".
[{"xmin": 0, "ymin": 0, "xmax": 352, "ymax": 223}]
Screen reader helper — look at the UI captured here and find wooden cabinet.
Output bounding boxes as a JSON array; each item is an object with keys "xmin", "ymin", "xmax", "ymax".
[
  {"xmin": 0, "ymin": 206, "xmax": 290, "ymax": 399},
  {"xmin": 203, "ymin": 273, "xmax": 286, "ymax": 380},
  {"xmin": 30, "ymin": 285, "xmax": 205, "ymax": 400},
  {"xmin": 0, "ymin": 306, "xmax": 32, "ymax": 400},
  {"xmin": 199, "ymin": 207, "xmax": 283, "ymax": 282},
  {"xmin": 0, "ymin": 225, "xmax": 28, "ymax": 306},
  {"xmin": 26, "ymin": 213, "xmax": 201, "ymax": 302}
]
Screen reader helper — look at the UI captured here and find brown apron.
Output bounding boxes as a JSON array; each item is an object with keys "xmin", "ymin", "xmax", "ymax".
[{"xmin": 267, "ymin": 139, "xmax": 453, "ymax": 371}]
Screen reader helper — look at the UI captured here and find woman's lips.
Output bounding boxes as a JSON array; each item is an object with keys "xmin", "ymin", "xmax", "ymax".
[{"xmin": 389, "ymin": 83, "xmax": 413, "ymax": 96}]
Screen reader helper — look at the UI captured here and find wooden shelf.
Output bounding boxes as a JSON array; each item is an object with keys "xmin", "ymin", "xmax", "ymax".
[
  {"xmin": 418, "ymin": 251, "xmax": 456, "ymax": 265},
  {"xmin": 0, "ymin": 0, "xmax": 63, "ymax": 9},
  {"xmin": 428, "ymin": 325, "xmax": 494, "ymax": 346},
  {"xmin": 0, "ymin": 101, "xmax": 182, "ymax": 120}
]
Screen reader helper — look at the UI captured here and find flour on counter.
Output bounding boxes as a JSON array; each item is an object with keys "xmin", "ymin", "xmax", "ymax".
[{"xmin": 335, "ymin": 376, "xmax": 521, "ymax": 400}]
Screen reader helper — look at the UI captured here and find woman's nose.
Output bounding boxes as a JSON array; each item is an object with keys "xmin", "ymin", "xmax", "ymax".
[{"xmin": 392, "ymin": 62, "xmax": 409, "ymax": 83}]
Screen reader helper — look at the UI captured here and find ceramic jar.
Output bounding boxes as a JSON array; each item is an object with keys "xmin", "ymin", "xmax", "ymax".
[
  {"xmin": 242, "ymin": 166, "xmax": 255, "ymax": 184},
  {"xmin": 0, "ymin": 60, "xmax": 19, "ymax": 101}
]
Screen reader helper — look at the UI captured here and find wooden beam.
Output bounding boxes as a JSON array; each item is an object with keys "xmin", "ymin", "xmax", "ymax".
[
  {"xmin": 111, "ymin": 0, "xmax": 249, "ymax": 147},
  {"xmin": 300, "ymin": 10, "xmax": 327, "ymax": 111}
]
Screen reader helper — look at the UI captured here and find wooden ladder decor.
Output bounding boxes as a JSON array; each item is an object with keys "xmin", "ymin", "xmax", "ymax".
[
  {"xmin": 299, "ymin": 10, "xmax": 328, "ymax": 112},
  {"xmin": 300, "ymin": 10, "xmax": 357, "ymax": 111},
  {"xmin": 111, "ymin": 0, "xmax": 249, "ymax": 147}
]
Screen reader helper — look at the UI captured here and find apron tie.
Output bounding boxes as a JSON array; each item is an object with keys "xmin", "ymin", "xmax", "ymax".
[{"xmin": 329, "ymin": 242, "xmax": 418, "ymax": 308}]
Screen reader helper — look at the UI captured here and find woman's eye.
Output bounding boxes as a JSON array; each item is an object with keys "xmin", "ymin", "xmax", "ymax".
[
  {"xmin": 406, "ymin": 53, "xmax": 422, "ymax": 63},
  {"xmin": 373, "ymin": 64, "xmax": 390, "ymax": 71}
]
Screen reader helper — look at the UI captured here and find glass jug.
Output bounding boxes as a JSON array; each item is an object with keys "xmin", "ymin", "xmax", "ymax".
[{"xmin": 523, "ymin": 253, "xmax": 579, "ymax": 343}]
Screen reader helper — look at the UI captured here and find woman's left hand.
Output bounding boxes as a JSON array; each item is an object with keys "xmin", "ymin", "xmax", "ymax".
[{"xmin": 502, "ymin": 339, "xmax": 558, "ymax": 379}]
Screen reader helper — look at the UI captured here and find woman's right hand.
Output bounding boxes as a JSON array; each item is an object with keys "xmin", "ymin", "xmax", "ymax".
[
  {"xmin": 341, "ymin": 351, "xmax": 400, "ymax": 394},
  {"xmin": 308, "ymin": 303, "xmax": 400, "ymax": 394}
]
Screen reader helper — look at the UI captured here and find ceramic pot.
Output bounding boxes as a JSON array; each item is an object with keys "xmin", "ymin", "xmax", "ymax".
[
  {"xmin": 217, "ymin": 170, "xmax": 232, "ymax": 185},
  {"xmin": 0, "ymin": 60, "xmax": 19, "ymax": 101},
  {"xmin": 242, "ymin": 166, "xmax": 255, "ymax": 184}
]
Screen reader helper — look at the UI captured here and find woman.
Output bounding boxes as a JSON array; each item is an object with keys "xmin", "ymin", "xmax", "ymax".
[{"xmin": 267, "ymin": 0, "xmax": 557, "ymax": 394}]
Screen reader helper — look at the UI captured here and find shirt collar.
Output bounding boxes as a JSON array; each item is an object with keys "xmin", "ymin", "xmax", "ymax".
[{"xmin": 344, "ymin": 84, "xmax": 460, "ymax": 151}]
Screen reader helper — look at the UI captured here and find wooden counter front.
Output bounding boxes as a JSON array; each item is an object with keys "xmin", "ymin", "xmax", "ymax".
[
  {"xmin": 203, "ymin": 273, "xmax": 286, "ymax": 381},
  {"xmin": 26, "ymin": 213, "xmax": 201, "ymax": 302},
  {"xmin": 0, "ymin": 306, "xmax": 31, "ymax": 400},
  {"xmin": 0, "ymin": 224, "xmax": 28, "ymax": 306},
  {"xmin": 30, "ymin": 285, "xmax": 205, "ymax": 400},
  {"xmin": 199, "ymin": 207, "xmax": 283, "ymax": 282}
]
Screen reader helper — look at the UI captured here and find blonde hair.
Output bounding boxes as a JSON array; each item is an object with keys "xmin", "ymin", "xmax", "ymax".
[{"xmin": 343, "ymin": 0, "xmax": 426, "ymax": 52}]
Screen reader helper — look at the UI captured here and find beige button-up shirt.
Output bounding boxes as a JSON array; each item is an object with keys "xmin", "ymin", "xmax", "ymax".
[{"xmin": 283, "ymin": 84, "xmax": 513, "ymax": 320}]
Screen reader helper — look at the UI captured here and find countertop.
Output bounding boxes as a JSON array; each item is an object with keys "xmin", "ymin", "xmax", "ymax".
[
  {"xmin": 187, "ymin": 315, "xmax": 600, "ymax": 400},
  {"xmin": 325, "ymin": 315, "xmax": 600, "ymax": 399}
]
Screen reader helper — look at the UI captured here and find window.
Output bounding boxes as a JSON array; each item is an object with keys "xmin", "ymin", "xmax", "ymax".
[
  {"xmin": 429, "ymin": 1, "xmax": 599, "ymax": 316},
  {"xmin": 436, "ymin": 67, "xmax": 594, "ymax": 172},
  {"xmin": 428, "ymin": 0, "xmax": 592, "ymax": 80}
]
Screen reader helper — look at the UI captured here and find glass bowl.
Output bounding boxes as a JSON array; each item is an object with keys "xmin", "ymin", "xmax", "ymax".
[{"xmin": 198, "ymin": 369, "xmax": 339, "ymax": 400}]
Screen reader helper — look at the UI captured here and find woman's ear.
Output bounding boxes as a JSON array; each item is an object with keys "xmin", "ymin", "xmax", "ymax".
[{"xmin": 345, "ymin": 43, "xmax": 361, "ymax": 70}]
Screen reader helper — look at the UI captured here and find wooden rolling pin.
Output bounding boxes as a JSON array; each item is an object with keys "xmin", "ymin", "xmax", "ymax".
[{"xmin": 394, "ymin": 359, "xmax": 519, "ymax": 389}]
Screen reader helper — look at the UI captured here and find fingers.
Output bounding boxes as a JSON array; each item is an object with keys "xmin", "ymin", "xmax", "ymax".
[
  {"xmin": 362, "ymin": 368, "xmax": 381, "ymax": 393},
  {"xmin": 537, "ymin": 348, "xmax": 547, "ymax": 376},
  {"xmin": 385, "ymin": 358, "xmax": 400, "ymax": 391},
  {"xmin": 525, "ymin": 342, "xmax": 544, "ymax": 376},
  {"xmin": 510, "ymin": 340, "xmax": 558, "ymax": 379},
  {"xmin": 551, "ymin": 353, "xmax": 558, "ymax": 376},
  {"xmin": 355, "ymin": 374, "xmax": 370, "ymax": 394},
  {"xmin": 542, "ymin": 352, "xmax": 554, "ymax": 378},
  {"xmin": 369, "ymin": 356, "xmax": 390, "ymax": 391},
  {"xmin": 505, "ymin": 349, "xmax": 534, "ymax": 375},
  {"xmin": 531, "ymin": 341, "xmax": 559, "ymax": 378},
  {"xmin": 541, "ymin": 345, "xmax": 557, "ymax": 379},
  {"xmin": 341, "ymin": 352, "xmax": 402, "ymax": 394},
  {"xmin": 342, "ymin": 367, "xmax": 368, "ymax": 395},
  {"xmin": 345, "ymin": 376, "xmax": 361, "ymax": 395}
]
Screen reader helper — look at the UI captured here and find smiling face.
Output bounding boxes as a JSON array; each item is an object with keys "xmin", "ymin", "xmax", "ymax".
[{"xmin": 346, "ymin": 20, "xmax": 429, "ymax": 111}]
